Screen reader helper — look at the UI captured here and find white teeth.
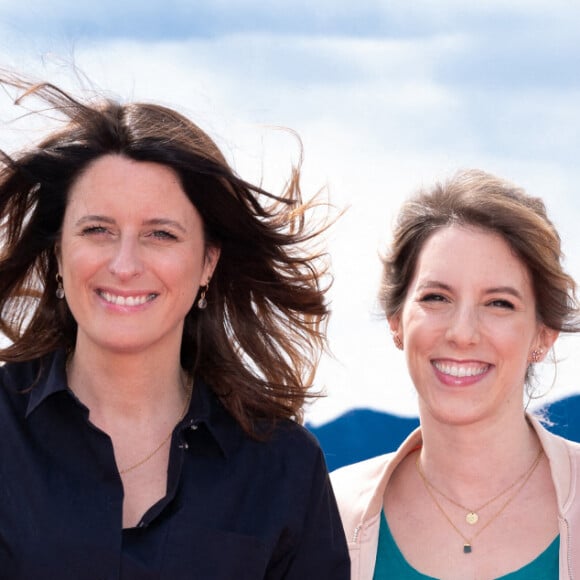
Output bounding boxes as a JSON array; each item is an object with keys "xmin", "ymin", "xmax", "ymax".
[
  {"xmin": 433, "ymin": 361, "xmax": 489, "ymax": 377},
  {"xmin": 100, "ymin": 291, "xmax": 155, "ymax": 306}
]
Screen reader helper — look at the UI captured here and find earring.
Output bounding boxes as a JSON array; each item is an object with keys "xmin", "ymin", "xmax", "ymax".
[
  {"xmin": 56, "ymin": 273, "xmax": 65, "ymax": 300},
  {"xmin": 530, "ymin": 349, "xmax": 543, "ymax": 363},
  {"xmin": 197, "ymin": 282, "xmax": 209, "ymax": 310},
  {"xmin": 392, "ymin": 333, "xmax": 403, "ymax": 350}
]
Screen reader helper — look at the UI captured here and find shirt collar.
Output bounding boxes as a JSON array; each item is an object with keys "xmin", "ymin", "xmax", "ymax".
[
  {"xmin": 186, "ymin": 377, "xmax": 242, "ymax": 459},
  {"xmin": 26, "ymin": 349, "xmax": 70, "ymax": 417},
  {"xmin": 25, "ymin": 349, "xmax": 243, "ymax": 458}
]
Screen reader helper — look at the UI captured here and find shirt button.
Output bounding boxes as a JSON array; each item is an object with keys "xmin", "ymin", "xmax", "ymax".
[
  {"xmin": 190, "ymin": 422, "xmax": 199, "ymax": 431},
  {"xmin": 179, "ymin": 441, "xmax": 189, "ymax": 450}
]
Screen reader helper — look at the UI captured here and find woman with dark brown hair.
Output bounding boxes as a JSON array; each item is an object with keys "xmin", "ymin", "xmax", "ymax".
[
  {"xmin": 332, "ymin": 169, "xmax": 580, "ymax": 579},
  {"xmin": 0, "ymin": 73, "xmax": 349, "ymax": 579}
]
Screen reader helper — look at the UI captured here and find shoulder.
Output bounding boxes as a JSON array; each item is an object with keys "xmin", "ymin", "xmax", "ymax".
[
  {"xmin": 0, "ymin": 357, "xmax": 44, "ymax": 426},
  {"xmin": 263, "ymin": 419, "xmax": 326, "ymax": 466},
  {"xmin": 330, "ymin": 453, "xmax": 396, "ymax": 500},
  {"xmin": 530, "ymin": 417, "xmax": 580, "ymax": 508},
  {"xmin": 543, "ymin": 426, "xmax": 580, "ymax": 462},
  {"xmin": 0, "ymin": 357, "xmax": 41, "ymax": 396},
  {"xmin": 0, "ymin": 352, "xmax": 66, "ymax": 418},
  {"xmin": 549, "ymin": 430, "xmax": 580, "ymax": 455},
  {"xmin": 225, "ymin": 420, "xmax": 333, "ymax": 515},
  {"xmin": 253, "ymin": 421, "xmax": 332, "ymax": 493},
  {"xmin": 212, "ymin": 405, "xmax": 328, "ymax": 475},
  {"xmin": 201, "ymin": 381, "xmax": 327, "ymax": 476},
  {"xmin": 530, "ymin": 416, "xmax": 580, "ymax": 457},
  {"xmin": 327, "ymin": 453, "xmax": 396, "ymax": 543},
  {"xmin": 331, "ymin": 452, "xmax": 396, "ymax": 479},
  {"xmin": 329, "ymin": 427, "xmax": 423, "ymax": 531},
  {"xmin": 330, "ymin": 423, "xmax": 423, "ymax": 495}
]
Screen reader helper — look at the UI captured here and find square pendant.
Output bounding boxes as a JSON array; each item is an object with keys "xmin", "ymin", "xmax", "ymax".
[{"xmin": 463, "ymin": 544, "xmax": 472, "ymax": 554}]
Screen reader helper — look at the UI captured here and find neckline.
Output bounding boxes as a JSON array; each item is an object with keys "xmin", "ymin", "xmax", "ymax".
[{"xmin": 376, "ymin": 510, "xmax": 559, "ymax": 579}]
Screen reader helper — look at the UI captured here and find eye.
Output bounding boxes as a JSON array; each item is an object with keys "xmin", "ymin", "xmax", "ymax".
[
  {"xmin": 81, "ymin": 225, "xmax": 108, "ymax": 236},
  {"xmin": 420, "ymin": 293, "xmax": 448, "ymax": 303},
  {"xmin": 488, "ymin": 299, "xmax": 515, "ymax": 310},
  {"xmin": 149, "ymin": 230, "xmax": 178, "ymax": 240}
]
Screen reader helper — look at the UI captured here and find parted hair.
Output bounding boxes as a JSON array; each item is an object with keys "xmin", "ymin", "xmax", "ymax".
[
  {"xmin": 380, "ymin": 169, "xmax": 580, "ymax": 333},
  {"xmin": 0, "ymin": 73, "xmax": 330, "ymax": 435}
]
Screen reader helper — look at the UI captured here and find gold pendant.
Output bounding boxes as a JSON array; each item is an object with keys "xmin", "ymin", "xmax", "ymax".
[{"xmin": 466, "ymin": 512, "xmax": 478, "ymax": 525}]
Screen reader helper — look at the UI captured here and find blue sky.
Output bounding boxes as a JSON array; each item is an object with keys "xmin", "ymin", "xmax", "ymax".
[{"xmin": 1, "ymin": 1, "xmax": 579, "ymax": 424}]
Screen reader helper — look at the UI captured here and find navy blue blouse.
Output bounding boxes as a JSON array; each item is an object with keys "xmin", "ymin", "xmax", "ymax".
[{"xmin": 0, "ymin": 350, "xmax": 349, "ymax": 579}]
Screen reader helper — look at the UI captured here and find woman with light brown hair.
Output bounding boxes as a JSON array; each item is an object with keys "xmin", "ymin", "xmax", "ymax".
[
  {"xmin": 0, "ymin": 72, "xmax": 349, "ymax": 578},
  {"xmin": 332, "ymin": 169, "xmax": 580, "ymax": 579}
]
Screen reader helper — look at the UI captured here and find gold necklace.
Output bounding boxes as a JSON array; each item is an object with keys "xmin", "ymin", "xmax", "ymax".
[
  {"xmin": 119, "ymin": 375, "xmax": 193, "ymax": 475},
  {"xmin": 416, "ymin": 447, "xmax": 543, "ymax": 525},
  {"xmin": 415, "ymin": 448, "xmax": 543, "ymax": 554}
]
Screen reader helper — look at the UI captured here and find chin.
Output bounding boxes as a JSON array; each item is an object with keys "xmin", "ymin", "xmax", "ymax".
[{"xmin": 423, "ymin": 403, "xmax": 492, "ymax": 428}]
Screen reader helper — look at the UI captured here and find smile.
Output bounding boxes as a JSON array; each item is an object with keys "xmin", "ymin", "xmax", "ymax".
[
  {"xmin": 432, "ymin": 361, "xmax": 490, "ymax": 378},
  {"xmin": 98, "ymin": 291, "xmax": 157, "ymax": 306}
]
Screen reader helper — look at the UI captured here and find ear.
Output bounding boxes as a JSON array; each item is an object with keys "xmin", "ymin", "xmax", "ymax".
[
  {"xmin": 532, "ymin": 324, "xmax": 559, "ymax": 362},
  {"xmin": 202, "ymin": 245, "xmax": 221, "ymax": 283},
  {"xmin": 388, "ymin": 315, "xmax": 401, "ymax": 337},
  {"xmin": 388, "ymin": 314, "xmax": 404, "ymax": 350},
  {"xmin": 54, "ymin": 243, "xmax": 62, "ymax": 274}
]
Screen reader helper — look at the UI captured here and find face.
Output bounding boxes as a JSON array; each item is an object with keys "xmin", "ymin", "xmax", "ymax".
[
  {"xmin": 58, "ymin": 154, "xmax": 220, "ymax": 357},
  {"xmin": 390, "ymin": 225, "xmax": 557, "ymax": 427}
]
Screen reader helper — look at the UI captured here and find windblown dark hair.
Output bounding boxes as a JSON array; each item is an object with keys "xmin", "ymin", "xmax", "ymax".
[
  {"xmin": 0, "ymin": 73, "xmax": 330, "ymax": 435},
  {"xmin": 380, "ymin": 169, "xmax": 580, "ymax": 334}
]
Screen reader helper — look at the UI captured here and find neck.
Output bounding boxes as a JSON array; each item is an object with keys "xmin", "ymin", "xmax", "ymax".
[
  {"xmin": 417, "ymin": 410, "xmax": 540, "ymax": 501},
  {"xmin": 66, "ymin": 339, "xmax": 187, "ymax": 422}
]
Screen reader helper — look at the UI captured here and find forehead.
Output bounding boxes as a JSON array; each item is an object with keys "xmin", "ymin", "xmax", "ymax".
[
  {"xmin": 64, "ymin": 154, "xmax": 195, "ymax": 217},
  {"xmin": 412, "ymin": 225, "xmax": 533, "ymax": 292}
]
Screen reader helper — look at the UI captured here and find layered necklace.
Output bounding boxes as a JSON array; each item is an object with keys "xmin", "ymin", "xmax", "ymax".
[{"xmin": 415, "ymin": 447, "xmax": 543, "ymax": 553}]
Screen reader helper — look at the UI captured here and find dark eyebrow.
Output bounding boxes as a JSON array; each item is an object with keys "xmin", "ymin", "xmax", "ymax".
[
  {"xmin": 75, "ymin": 215, "xmax": 115, "ymax": 227},
  {"xmin": 74, "ymin": 215, "xmax": 187, "ymax": 234},
  {"xmin": 417, "ymin": 281, "xmax": 524, "ymax": 300},
  {"xmin": 144, "ymin": 218, "xmax": 187, "ymax": 234}
]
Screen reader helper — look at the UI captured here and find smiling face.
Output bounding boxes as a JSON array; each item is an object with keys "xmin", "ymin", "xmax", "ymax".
[
  {"xmin": 390, "ymin": 225, "xmax": 557, "ymax": 427},
  {"xmin": 58, "ymin": 154, "xmax": 220, "ymax": 357}
]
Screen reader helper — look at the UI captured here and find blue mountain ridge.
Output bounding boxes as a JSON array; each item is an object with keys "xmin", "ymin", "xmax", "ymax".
[{"xmin": 307, "ymin": 394, "xmax": 580, "ymax": 472}]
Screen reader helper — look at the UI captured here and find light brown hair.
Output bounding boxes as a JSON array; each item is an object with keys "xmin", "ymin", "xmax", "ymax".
[{"xmin": 380, "ymin": 169, "xmax": 580, "ymax": 334}]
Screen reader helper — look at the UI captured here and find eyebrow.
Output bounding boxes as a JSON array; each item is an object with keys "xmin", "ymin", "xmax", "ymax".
[
  {"xmin": 416, "ymin": 281, "xmax": 451, "ymax": 293},
  {"xmin": 145, "ymin": 218, "xmax": 187, "ymax": 234},
  {"xmin": 75, "ymin": 215, "xmax": 187, "ymax": 234},
  {"xmin": 75, "ymin": 215, "xmax": 115, "ymax": 226},
  {"xmin": 485, "ymin": 286, "xmax": 524, "ymax": 300},
  {"xmin": 417, "ymin": 281, "xmax": 524, "ymax": 300}
]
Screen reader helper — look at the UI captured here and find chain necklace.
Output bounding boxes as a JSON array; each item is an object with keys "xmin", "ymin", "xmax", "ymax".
[
  {"xmin": 415, "ymin": 448, "xmax": 543, "ymax": 553},
  {"xmin": 416, "ymin": 446, "xmax": 543, "ymax": 526},
  {"xmin": 119, "ymin": 375, "xmax": 193, "ymax": 475}
]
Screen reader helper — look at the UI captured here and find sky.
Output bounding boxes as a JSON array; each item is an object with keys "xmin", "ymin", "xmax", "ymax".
[{"xmin": 0, "ymin": 1, "xmax": 579, "ymax": 425}]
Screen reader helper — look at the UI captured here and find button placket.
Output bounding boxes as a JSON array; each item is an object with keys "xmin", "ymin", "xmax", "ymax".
[{"xmin": 178, "ymin": 420, "xmax": 199, "ymax": 450}]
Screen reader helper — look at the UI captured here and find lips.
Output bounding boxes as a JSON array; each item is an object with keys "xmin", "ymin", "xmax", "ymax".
[
  {"xmin": 97, "ymin": 290, "xmax": 157, "ymax": 306},
  {"xmin": 432, "ymin": 360, "xmax": 490, "ymax": 378}
]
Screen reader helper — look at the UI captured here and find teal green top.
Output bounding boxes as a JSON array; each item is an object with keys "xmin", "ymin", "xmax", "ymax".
[{"xmin": 373, "ymin": 510, "xmax": 559, "ymax": 579}]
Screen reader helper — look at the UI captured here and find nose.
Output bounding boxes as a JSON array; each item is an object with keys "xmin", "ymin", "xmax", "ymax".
[
  {"xmin": 444, "ymin": 303, "xmax": 480, "ymax": 347},
  {"xmin": 108, "ymin": 236, "xmax": 144, "ymax": 280}
]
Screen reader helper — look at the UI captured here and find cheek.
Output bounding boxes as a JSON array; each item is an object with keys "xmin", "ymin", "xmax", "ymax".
[
  {"xmin": 480, "ymin": 317, "xmax": 531, "ymax": 347},
  {"xmin": 161, "ymin": 252, "xmax": 204, "ymax": 294},
  {"xmin": 61, "ymin": 245, "xmax": 101, "ymax": 280},
  {"xmin": 402, "ymin": 308, "xmax": 440, "ymax": 341}
]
